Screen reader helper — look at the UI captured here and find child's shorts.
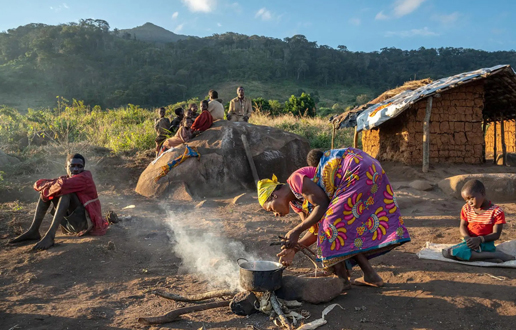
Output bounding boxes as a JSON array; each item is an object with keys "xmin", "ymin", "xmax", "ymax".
[{"xmin": 449, "ymin": 240, "xmax": 496, "ymax": 261}]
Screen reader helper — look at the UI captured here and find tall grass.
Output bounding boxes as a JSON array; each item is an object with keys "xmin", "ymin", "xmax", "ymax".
[{"xmin": 1, "ymin": 100, "xmax": 354, "ymax": 155}]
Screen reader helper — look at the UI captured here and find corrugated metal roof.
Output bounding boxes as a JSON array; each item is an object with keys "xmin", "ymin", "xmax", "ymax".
[{"xmin": 340, "ymin": 64, "xmax": 515, "ymax": 132}]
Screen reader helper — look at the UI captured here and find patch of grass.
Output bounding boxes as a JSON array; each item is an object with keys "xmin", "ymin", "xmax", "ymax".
[{"xmin": 250, "ymin": 112, "xmax": 354, "ymax": 149}]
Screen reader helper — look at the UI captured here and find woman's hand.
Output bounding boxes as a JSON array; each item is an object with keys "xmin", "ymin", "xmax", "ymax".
[
  {"xmin": 277, "ymin": 248, "xmax": 296, "ymax": 267},
  {"xmin": 284, "ymin": 228, "xmax": 302, "ymax": 249}
]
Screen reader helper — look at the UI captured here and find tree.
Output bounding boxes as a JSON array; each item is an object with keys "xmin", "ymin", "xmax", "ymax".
[{"xmin": 284, "ymin": 93, "xmax": 316, "ymax": 117}]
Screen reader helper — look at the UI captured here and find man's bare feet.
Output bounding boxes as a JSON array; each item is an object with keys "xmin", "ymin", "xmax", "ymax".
[
  {"xmin": 8, "ymin": 231, "xmax": 41, "ymax": 244},
  {"xmin": 31, "ymin": 236, "xmax": 55, "ymax": 251}
]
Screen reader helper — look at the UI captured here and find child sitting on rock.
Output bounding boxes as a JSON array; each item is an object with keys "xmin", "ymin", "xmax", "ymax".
[{"xmin": 442, "ymin": 179, "xmax": 515, "ymax": 263}]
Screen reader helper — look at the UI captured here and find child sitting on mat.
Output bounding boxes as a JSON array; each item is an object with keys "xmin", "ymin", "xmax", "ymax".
[{"xmin": 442, "ymin": 179, "xmax": 515, "ymax": 263}]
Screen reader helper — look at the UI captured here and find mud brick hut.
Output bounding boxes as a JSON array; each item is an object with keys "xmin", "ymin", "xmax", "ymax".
[{"xmin": 334, "ymin": 65, "xmax": 516, "ymax": 171}]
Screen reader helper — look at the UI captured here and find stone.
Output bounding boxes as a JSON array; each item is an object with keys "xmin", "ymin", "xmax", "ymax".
[
  {"xmin": 194, "ymin": 200, "xmax": 226, "ymax": 208},
  {"xmin": 438, "ymin": 173, "xmax": 516, "ymax": 202},
  {"xmin": 275, "ymin": 275, "xmax": 344, "ymax": 304},
  {"xmin": 230, "ymin": 291, "xmax": 258, "ymax": 316},
  {"xmin": 0, "ymin": 150, "xmax": 20, "ymax": 167},
  {"xmin": 231, "ymin": 193, "xmax": 255, "ymax": 205},
  {"xmin": 135, "ymin": 121, "xmax": 310, "ymax": 198}
]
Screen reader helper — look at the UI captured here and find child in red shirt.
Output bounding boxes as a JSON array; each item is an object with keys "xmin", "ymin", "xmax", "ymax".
[{"xmin": 442, "ymin": 179, "xmax": 515, "ymax": 263}]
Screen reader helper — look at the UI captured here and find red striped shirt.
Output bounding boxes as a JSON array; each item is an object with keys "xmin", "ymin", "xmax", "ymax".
[{"xmin": 461, "ymin": 202, "xmax": 505, "ymax": 237}]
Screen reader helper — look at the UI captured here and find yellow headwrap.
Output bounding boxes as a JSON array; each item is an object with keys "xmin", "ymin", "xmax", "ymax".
[{"xmin": 257, "ymin": 174, "xmax": 281, "ymax": 207}]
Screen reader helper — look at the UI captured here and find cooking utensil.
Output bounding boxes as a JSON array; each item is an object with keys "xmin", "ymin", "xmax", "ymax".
[{"xmin": 237, "ymin": 258, "xmax": 285, "ymax": 292}]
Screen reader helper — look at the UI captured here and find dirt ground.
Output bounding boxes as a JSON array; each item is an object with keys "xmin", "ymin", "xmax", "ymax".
[{"xmin": 1, "ymin": 153, "xmax": 515, "ymax": 330}]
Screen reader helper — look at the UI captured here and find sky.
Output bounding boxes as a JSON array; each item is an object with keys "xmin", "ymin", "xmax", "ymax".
[{"xmin": 1, "ymin": 0, "xmax": 515, "ymax": 52}]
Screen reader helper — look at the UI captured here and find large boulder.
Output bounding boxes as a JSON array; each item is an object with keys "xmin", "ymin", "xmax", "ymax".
[
  {"xmin": 135, "ymin": 121, "xmax": 310, "ymax": 198},
  {"xmin": 438, "ymin": 173, "xmax": 516, "ymax": 202}
]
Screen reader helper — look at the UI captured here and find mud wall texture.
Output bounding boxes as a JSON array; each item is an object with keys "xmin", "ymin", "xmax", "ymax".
[
  {"xmin": 485, "ymin": 121, "xmax": 516, "ymax": 160},
  {"xmin": 362, "ymin": 81, "xmax": 485, "ymax": 165}
]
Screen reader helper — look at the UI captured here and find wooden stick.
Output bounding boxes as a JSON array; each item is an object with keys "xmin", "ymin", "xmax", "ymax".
[
  {"xmin": 331, "ymin": 123, "xmax": 336, "ymax": 150},
  {"xmin": 493, "ymin": 120, "xmax": 497, "ymax": 165},
  {"xmin": 154, "ymin": 289, "xmax": 237, "ymax": 302},
  {"xmin": 422, "ymin": 96, "xmax": 433, "ymax": 173},
  {"xmin": 482, "ymin": 118, "xmax": 487, "ymax": 163},
  {"xmin": 353, "ymin": 126, "xmax": 358, "ymax": 148},
  {"xmin": 241, "ymin": 134, "xmax": 260, "ymax": 186},
  {"xmin": 270, "ymin": 293, "xmax": 291, "ymax": 330},
  {"xmin": 137, "ymin": 300, "xmax": 228, "ymax": 325},
  {"xmin": 501, "ymin": 117, "xmax": 507, "ymax": 166}
]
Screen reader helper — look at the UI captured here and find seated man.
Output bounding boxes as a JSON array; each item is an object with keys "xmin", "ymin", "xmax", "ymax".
[
  {"xmin": 228, "ymin": 86, "xmax": 252, "ymax": 122},
  {"xmin": 208, "ymin": 90, "xmax": 225, "ymax": 121},
  {"xmin": 9, "ymin": 154, "xmax": 108, "ymax": 250}
]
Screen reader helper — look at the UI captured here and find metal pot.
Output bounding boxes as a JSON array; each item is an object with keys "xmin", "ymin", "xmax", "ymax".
[{"xmin": 237, "ymin": 258, "xmax": 285, "ymax": 292}]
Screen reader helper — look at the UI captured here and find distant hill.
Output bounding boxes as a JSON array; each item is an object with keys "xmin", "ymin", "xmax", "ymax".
[{"xmin": 119, "ymin": 22, "xmax": 190, "ymax": 43}]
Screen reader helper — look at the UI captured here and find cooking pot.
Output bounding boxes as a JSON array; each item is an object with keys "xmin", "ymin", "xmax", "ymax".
[{"xmin": 237, "ymin": 258, "xmax": 285, "ymax": 292}]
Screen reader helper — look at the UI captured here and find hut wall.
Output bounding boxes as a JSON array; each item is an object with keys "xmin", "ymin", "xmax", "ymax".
[
  {"xmin": 485, "ymin": 121, "xmax": 516, "ymax": 160},
  {"xmin": 362, "ymin": 81, "xmax": 485, "ymax": 165}
]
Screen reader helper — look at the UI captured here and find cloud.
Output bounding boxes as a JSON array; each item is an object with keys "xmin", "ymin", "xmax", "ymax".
[
  {"xmin": 376, "ymin": 0, "xmax": 425, "ymax": 20},
  {"xmin": 172, "ymin": 12, "xmax": 179, "ymax": 19},
  {"xmin": 174, "ymin": 23, "xmax": 185, "ymax": 33},
  {"xmin": 228, "ymin": 2, "xmax": 242, "ymax": 14},
  {"xmin": 50, "ymin": 3, "xmax": 70, "ymax": 12},
  {"xmin": 433, "ymin": 12, "xmax": 460, "ymax": 25},
  {"xmin": 349, "ymin": 18, "xmax": 361, "ymax": 26},
  {"xmin": 255, "ymin": 8, "xmax": 272, "ymax": 21},
  {"xmin": 181, "ymin": 0, "xmax": 216, "ymax": 13},
  {"xmin": 217, "ymin": 22, "xmax": 222, "ymax": 27},
  {"xmin": 393, "ymin": 0, "xmax": 425, "ymax": 17},
  {"xmin": 385, "ymin": 27, "xmax": 438, "ymax": 37},
  {"xmin": 375, "ymin": 11, "xmax": 389, "ymax": 20}
]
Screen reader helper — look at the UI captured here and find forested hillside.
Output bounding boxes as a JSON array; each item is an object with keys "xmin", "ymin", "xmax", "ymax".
[{"xmin": 1, "ymin": 19, "xmax": 516, "ymax": 110}]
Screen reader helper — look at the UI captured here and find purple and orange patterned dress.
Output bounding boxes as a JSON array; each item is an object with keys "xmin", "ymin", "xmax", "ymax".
[{"xmin": 287, "ymin": 148, "xmax": 410, "ymax": 268}]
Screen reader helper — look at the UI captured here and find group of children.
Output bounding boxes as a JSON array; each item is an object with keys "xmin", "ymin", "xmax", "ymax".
[{"xmin": 153, "ymin": 102, "xmax": 213, "ymax": 156}]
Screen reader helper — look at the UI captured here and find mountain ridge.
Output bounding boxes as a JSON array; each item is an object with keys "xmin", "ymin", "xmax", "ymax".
[{"xmin": 119, "ymin": 22, "xmax": 190, "ymax": 43}]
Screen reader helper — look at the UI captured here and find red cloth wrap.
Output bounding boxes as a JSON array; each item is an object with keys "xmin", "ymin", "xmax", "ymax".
[
  {"xmin": 33, "ymin": 171, "xmax": 108, "ymax": 236},
  {"xmin": 191, "ymin": 110, "xmax": 213, "ymax": 133}
]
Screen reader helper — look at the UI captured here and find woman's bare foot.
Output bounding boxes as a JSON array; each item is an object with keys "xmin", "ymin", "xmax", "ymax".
[
  {"xmin": 8, "ymin": 231, "xmax": 41, "ymax": 244},
  {"xmin": 352, "ymin": 275, "xmax": 384, "ymax": 288},
  {"xmin": 31, "ymin": 236, "xmax": 55, "ymax": 251},
  {"xmin": 340, "ymin": 277, "xmax": 352, "ymax": 291}
]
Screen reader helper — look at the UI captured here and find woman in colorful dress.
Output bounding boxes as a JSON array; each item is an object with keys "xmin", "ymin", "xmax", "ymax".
[{"xmin": 258, "ymin": 148, "xmax": 410, "ymax": 288}]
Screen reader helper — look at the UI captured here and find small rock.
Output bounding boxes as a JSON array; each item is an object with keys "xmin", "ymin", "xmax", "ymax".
[
  {"xmin": 106, "ymin": 241, "xmax": 116, "ymax": 251},
  {"xmin": 231, "ymin": 193, "xmax": 247, "ymax": 205},
  {"xmin": 230, "ymin": 291, "xmax": 258, "ymax": 316},
  {"xmin": 409, "ymin": 180, "xmax": 434, "ymax": 191}
]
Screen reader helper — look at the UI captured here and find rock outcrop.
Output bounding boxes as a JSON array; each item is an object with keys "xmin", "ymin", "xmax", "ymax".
[{"xmin": 135, "ymin": 121, "xmax": 310, "ymax": 199}]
